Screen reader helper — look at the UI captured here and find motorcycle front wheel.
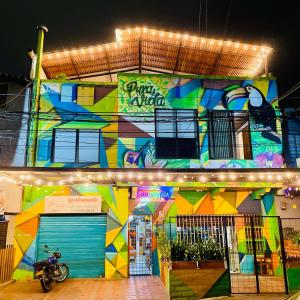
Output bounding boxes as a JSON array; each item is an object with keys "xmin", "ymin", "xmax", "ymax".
[
  {"xmin": 40, "ymin": 269, "xmax": 53, "ymax": 292},
  {"xmin": 56, "ymin": 263, "xmax": 69, "ymax": 282}
]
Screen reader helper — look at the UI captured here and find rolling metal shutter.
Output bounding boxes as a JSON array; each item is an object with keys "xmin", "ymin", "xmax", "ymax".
[{"xmin": 37, "ymin": 215, "xmax": 107, "ymax": 278}]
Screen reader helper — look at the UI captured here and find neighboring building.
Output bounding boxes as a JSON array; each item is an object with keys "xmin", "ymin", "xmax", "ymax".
[
  {"xmin": 0, "ymin": 73, "xmax": 30, "ymax": 166},
  {"xmin": 12, "ymin": 27, "xmax": 295, "ymax": 294},
  {"xmin": 0, "ymin": 73, "xmax": 30, "ymax": 260}
]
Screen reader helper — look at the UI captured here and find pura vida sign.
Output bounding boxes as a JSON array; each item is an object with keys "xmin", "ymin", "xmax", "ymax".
[{"xmin": 123, "ymin": 80, "xmax": 166, "ymax": 108}]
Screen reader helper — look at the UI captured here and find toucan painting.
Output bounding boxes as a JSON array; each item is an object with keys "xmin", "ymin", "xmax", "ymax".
[{"xmin": 223, "ymin": 85, "xmax": 281, "ymax": 144}]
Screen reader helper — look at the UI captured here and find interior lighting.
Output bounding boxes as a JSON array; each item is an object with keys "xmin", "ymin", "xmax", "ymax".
[
  {"xmin": 276, "ymin": 174, "xmax": 283, "ymax": 181},
  {"xmin": 80, "ymin": 48, "xmax": 85, "ymax": 54},
  {"xmin": 117, "ymin": 174, "xmax": 123, "ymax": 179},
  {"xmin": 47, "ymin": 54, "xmax": 52, "ymax": 59},
  {"xmin": 253, "ymin": 46, "xmax": 257, "ymax": 51},
  {"xmin": 259, "ymin": 173, "xmax": 264, "ymax": 180},
  {"xmin": 166, "ymin": 175, "xmax": 171, "ymax": 181},
  {"xmin": 248, "ymin": 174, "xmax": 255, "ymax": 181},
  {"xmin": 35, "ymin": 179, "xmax": 42, "ymax": 185},
  {"xmin": 106, "ymin": 172, "xmax": 112, "ymax": 178},
  {"xmin": 178, "ymin": 177, "xmax": 184, "ymax": 183},
  {"xmin": 229, "ymin": 173, "xmax": 236, "ymax": 180},
  {"xmin": 267, "ymin": 174, "xmax": 273, "ymax": 180},
  {"xmin": 137, "ymin": 173, "xmax": 143, "ymax": 179},
  {"xmin": 148, "ymin": 174, "xmax": 153, "ymax": 180},
  {"xmin": 199, "ymin": 175, "xmax": 207, "ymax": 182},
  {"xmin": 128, "ymin": 173, "xmax": 133, "ymax": 179},
  {"xmin": 286, "ymin": 173, "xmax": 292, "ymax": 179},
  {"xmin": 157, "ymin": 172, "xmax": 163, "ymax": 179},
  {"xmin": 48, "ymin": 182, "xmax": 53, "ymax": 186},
  {"xmin": 219, "ymin": 173, "xmax": 226, "ymax": 180}
]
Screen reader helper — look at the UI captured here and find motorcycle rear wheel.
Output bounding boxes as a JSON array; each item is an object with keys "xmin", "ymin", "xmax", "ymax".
[
  {"xmin": 56, "ymin": 263, "xmax": 69, "ymax": 282},
  {"xmin": 40, "ymin": 270, "xmax": 53, "ymax": 292}
]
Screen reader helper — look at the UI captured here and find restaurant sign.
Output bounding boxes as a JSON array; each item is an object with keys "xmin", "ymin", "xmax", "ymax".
[{"xmin": 44, "ymin": 196, "xmax": 102, "ymax": 213}]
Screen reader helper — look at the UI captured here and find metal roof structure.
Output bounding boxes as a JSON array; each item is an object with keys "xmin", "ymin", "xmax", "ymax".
[{"xmin": 42, "ymin": 27, "xmax": 273, "ymax": 81}]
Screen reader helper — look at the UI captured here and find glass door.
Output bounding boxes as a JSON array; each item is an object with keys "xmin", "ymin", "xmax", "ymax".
[{"xmin": 129, "ymin": 215, "xmax": 152, "ymax": 275}]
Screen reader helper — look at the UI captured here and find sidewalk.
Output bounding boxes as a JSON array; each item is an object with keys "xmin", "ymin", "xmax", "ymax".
[{"xmin": 0, "ymin": 277, "xmax": 169, "ymax": 300}]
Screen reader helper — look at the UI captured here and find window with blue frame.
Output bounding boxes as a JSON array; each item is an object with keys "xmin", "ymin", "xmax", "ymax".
[
  {"xmin": 53, "ymin": 129, "xmax": 100, "ymax": 163},
  {"xmin": 155, "ymin": 109, "xmax": 198, "ymax": 159}
]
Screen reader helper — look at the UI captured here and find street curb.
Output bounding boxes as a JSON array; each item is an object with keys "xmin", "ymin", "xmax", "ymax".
[{"xmin": 0, "ymin": 280, "xmax": 16, "ymax": 290}]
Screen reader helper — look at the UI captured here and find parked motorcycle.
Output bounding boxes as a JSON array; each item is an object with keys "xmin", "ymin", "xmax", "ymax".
[{"xmin": 34, "ymin": 245, "xmax": 69, "ymax": 292}]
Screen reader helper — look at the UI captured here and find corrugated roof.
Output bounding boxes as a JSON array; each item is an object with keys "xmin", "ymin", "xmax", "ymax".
[{"xmin": 42, "ymin": 27, "xmax": 272, "ymax": 80}]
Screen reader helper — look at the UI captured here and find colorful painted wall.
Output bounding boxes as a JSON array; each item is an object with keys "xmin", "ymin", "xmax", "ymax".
[
  {"xmin": 13, "ymin": 183, "xmax": 280, "ymax": 280},
  {"xmin": 13, "ymin": 184, "xmax": 128, "ymax": 280},
  {"xmin": 29, "ymin": 74, "xmax": 283, "ymax": 169}
]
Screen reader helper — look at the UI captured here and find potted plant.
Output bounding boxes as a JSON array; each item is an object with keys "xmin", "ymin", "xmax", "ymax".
[
  {"xmin": 198, "ymin": 237, "xmax": 225, "ymax": 269},
  {"xmin": 170, "ymin": 240, "xmax": 201, "ymax": 270}
]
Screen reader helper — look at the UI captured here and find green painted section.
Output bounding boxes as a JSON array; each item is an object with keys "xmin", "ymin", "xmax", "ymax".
[
  {"xmin": 287, "ymin": 268, "xmax": 300, "ymax": 293},
  {"xmin": 57, "ymin": 121, "xmax": 108, "ymax": 129},
  {"xmin": 204, "ymin": 271, "xmax": 230, "ymax": 298}
]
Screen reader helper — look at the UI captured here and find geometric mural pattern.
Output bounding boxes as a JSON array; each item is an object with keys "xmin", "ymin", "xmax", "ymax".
[{"xmin": 29, "ymin": 75, "xmax": 282, "ymax": 169}]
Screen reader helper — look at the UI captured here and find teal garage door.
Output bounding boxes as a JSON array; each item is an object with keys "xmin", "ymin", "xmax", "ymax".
[{"xmin": 37, "ymin": 215, "xmax": 107, "ymax": 278}]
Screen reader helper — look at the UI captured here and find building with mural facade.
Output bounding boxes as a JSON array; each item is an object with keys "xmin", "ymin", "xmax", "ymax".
[{"xmin": 8, "ymin": 27, "xmax": 300, "ymax": 295}]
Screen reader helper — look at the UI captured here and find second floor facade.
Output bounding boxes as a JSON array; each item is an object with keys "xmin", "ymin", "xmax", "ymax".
[{"xmin": 30, "ymin": 73, "xmax": 283, "ymax": 169}]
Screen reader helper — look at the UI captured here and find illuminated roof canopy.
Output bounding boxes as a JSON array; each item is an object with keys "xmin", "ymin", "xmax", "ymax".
[{"xmin": 42, "ymin": 27, "xmax": 273, "ymax": 80}]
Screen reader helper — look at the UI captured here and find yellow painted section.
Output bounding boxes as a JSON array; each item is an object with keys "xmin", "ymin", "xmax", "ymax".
[{"xmin": 77, "ymin": 86, "xmax": 95, "ymax": 105}]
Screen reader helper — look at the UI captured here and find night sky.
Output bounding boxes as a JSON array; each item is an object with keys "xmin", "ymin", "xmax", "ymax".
[{"xmin": 1, "ymin": 0, "xmax": 299, "ymax": 97}]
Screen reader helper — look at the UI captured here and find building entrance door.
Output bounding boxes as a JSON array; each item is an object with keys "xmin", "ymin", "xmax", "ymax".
[{"xmin": 129, "ymin": 215, "xmax": 152, "ymax": 275}]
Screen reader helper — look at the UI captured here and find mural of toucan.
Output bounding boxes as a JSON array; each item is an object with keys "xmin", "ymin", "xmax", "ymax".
[{"xmin": 224, "ymin": 85, "xmax": 281, "ymax": 144}]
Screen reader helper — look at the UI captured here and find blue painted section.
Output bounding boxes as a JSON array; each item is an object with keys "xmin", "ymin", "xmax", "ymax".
[
  {"xmin": 61, "ymin": 84, "xmax": 77, "ymax": 103},
  {"xmin": 262, "ymin": 192, "xmax": 274, "ymax": 215},
  {"xmin": 37, "ymin": 215, "xmax": 107, "ymax": 278},
  {"xmin": 200, "ymin": 89, "xmax": 224, "ymax": 109},
  {"xmin": 240, "ymin": 255, "xmax": 255, "ymax": 274},
  {"xmin": 37, "ymin": 138, "xmax": 52, "ymax": 161}
]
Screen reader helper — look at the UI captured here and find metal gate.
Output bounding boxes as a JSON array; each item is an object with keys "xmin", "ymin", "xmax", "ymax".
[
  {"xmin": 170, "ymin": 215, "xmax": 288, "ymax": 294},
  {"xmin": 37, "ymin": 214, "xmax": 107, "ymax": 278},
  {"xmin": 281, "ymin": 218, "xmax": 300, "ymax": 293}
]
